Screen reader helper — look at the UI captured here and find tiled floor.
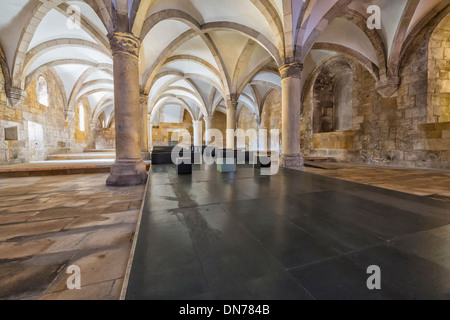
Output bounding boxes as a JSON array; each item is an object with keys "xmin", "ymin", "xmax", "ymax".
[
  {"xmin": 0, "ymin": 164, "xmax": 449, "ymax": 300},
  {"xmin": 125, "ymin": 165, "xmax": 450, "ymax": 300},
  {"xmin": 307, "ymin": 165, "xmax": 450, "ymax": 199},
  {"xmin": 0, "ymin": 174, "xmax": 145, "ymax": 300}
]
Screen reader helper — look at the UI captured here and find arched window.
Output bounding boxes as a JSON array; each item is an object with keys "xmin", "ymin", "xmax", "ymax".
[
  {"xmin": 37, "ymin": 76, "xmax": 49, "ymax": 106},
  {"xmin": 313, "ymin": 61, "xmax": 353, "ymax": 133},
  {"xmin": 79, "ymin": 104, "xmax": 85, "ymax": 132}
]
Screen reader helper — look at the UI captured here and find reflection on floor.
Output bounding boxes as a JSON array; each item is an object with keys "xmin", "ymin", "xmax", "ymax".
[{"xmin": 125, "ymin": 164, "xmax": 450, "ymax": 300}]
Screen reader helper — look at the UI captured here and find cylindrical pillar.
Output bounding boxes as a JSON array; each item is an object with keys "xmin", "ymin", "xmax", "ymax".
[
  {"xmin": 226, "ymin": 99, "xmax": 238, "ymax": 150},
  {"xmin": 279, "ymin": 62, "xmax": 305, "ymax": 170},
  {"xmin": 193, "ymin": 120, "xmax": 202, "ymax": 147},
  {"xmin": 106, "ymin": 32, "xmax": 148, "ymax": 186},
  {"xmin": 86, "ymin": 119, "xmax": 97, "ymax": 150},
  {"xmin": 148, "ymin": 115, "xmax": 152, "ymax": 151},
  {"xmin": 253, "ymin": 114, "xmax": 261, "ymax": 152},
  {"xmin": 140, "ymin": 94, "xmax": 150, "ymax": 160},
  {"xmin": 204, "ymin": 116, "xmax": 213, "ymax": 146}
]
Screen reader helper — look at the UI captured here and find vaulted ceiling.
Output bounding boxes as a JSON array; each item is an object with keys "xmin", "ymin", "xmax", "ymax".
[{"xmin": 0, "ymin": 0, "xmax": 447, "ymax": 126}]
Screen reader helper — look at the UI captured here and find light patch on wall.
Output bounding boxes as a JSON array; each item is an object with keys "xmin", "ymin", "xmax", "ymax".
[
  {"xmin": 443, "ymin": 80, "xmax": 450, "ymax": 93},
  {"xmin": 37, "ymin": 76, "xmax": 49, "ymax": 107},
  {"xmin": 79, "ymin": 104, "xmax": 85, "ymax": 132},
  {"xmin": 161, "ymin": 105, "xmax": 183, "ymax": 123}
]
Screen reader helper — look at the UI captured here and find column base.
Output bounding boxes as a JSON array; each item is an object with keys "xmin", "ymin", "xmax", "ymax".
[
  {"xmin": 141, "ymin": 151, "xmax": 151, "ymax": 161},
  {"xmin": 106, "ymin": 160, "xmax": 148, "ymax": 187},
  {"xmin": 281, "ymin": 154, "xmax": 305, "ymax": 171}
]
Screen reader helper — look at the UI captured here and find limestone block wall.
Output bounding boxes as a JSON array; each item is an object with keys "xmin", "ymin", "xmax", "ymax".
[
  {"xmin": 0, "ymin": 69, "xmax": 88, "ymax": 165},
  {"xmin": 299, "ymin": 20, "xmax": 449, "ymax": 169},
  {"xmin": 152, "ymin": 111, "xmax": 194, "ymax": 147},
  {"xmin": 95, "ymin": 120, "xmax": 116, "ymax": 150},
  {"xmin": 309, "ymin": 131, "xmax": 357, "ymax": 161},
  {"xmin": 428, "ymin": 13, "xmax": 450, "ymax": 123},
  {"xmin": 415, "ymin": 122, "xmax": 450, "ymax": 169},
  {"xmin": 0, "ymin": 120, "xmax": 27, "ymax": 164},
  {"xmin": 237, "ymin": 106, "xmax": 258, "ymax": 150},
  {"xmin": 210, "ymin": 111, "xmax": 226, "ymax": 147},
  {"xmin": 261, "ymin": 90, "xmax": 282, "ymax": 151},
  {"xmin": 261, "ymin": 90, "xmax": 282, "ymax": 131}
]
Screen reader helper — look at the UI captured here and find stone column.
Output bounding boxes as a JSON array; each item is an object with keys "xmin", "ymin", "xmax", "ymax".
[
  {"xmin": 226, "ymin": 99, "xmax": 238, "ymax": 150},
  {"xmin": 106, "ymin": 32, "xmax": 148, "ymax": 186},
  {"xmin": 204, "ymin": 116, "xmax": 213, "ymax": 146},
  {"xmin": 140, "ymin": 94, "xmax": 150, "ymax": 160},
  {"xmin": 148, "ymin": 115, "xmax": 152, "ymax": 151},
  {"xmin": 193, "ymin": 120, "xmax": 202, "ymax": 147},
  {"xmin": 254, "ymin": 114, "xmax": 261, "ymax": 152},
  {"xmin": 279, "ymin": 62, "xmax": 305, "ymax": 170},
  {"xmin": 86, "ymin": 119, "xmax": 98, "ymax": 150}
]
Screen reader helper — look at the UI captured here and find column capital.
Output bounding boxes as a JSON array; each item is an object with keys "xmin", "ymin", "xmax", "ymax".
[
  {"xmin": 140, "ymin": 93, "xmax": 149, "ymax": 105},
  {"xmin": 6, "ymin": 87, "xmax": 27, "ymax": 109},
  {"xmin": 376, "ymin": 76, "xmax": 400, "ymax": 98},
  {"xmin": 204, "ymin": 116, "xmax": 214, "ymax": 122},
  {"xmin": 64, "ymin": 110, "xmax": 75, "ymax": 124},
  {"xmin": 254, "ymin": 114, "xmax": 261, "ymax": 126},
  {"xmin": 108, "ymin": 32, "xmax": 140, "ymax": 59},
  {"xmin": 226, "ymin": 99, "xmax": 239, "ymax": 110},
  {"xmin": 90, "ymin": 119, "xmax": 98, "ymax": 128},
  {"xmin": 279, "ymin": 62, "xmax": 303, "ymax": 80}
]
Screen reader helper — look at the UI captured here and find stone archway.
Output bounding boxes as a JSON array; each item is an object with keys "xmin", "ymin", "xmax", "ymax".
[{"xmin": 312, "ymin": 60, "xmax": 353, "ymax": 134}]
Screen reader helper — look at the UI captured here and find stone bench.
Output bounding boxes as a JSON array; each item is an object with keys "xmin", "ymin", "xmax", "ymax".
[
  {"xmin": 176, "ymin": 157, "xmax": 192, "ymax": 175},
  {"xmin": 151, "ymin": 152, "xmax": 173, "ymax": 165},
  {"xmin": 217, "ymin": 157, "xmax": 236, "ymax": 173},
  {"xmin": 152, "ymin": 146, "xmax": 194, "ymax": 165},
  {"xmin": 253, "ymin": 155, "xmax": 271, "ymax": 169}
]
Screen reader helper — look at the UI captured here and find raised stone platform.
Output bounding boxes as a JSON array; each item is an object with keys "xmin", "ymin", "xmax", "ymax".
[
  {"xmin": 0, "ymin": 160, "xmax": 151, "ymax": 177},
  {"xmin": 84, "ymin": 149, "xmax": 116, "ymax": 153},
  {"xmin": 48, "ymin": 152, "xmax": 116, "ymax": 161}
]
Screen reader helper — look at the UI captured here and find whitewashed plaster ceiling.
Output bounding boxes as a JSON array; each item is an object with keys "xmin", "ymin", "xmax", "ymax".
[{"xmin": 0, "ymin": 0, "xmax": 447, "ymax": 125}]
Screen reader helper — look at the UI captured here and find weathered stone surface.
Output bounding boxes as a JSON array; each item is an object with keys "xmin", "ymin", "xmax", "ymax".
[
  {"xmin": 0, "ymin": 69, "xmax": 87, "ymax": 165},
  {"xmin": 297, "ymin": 16, "xmax": 450, "ymax": 169},
  {"xmin": 0, "ymin": 173, "xmax": 145, "ymax": 300}
]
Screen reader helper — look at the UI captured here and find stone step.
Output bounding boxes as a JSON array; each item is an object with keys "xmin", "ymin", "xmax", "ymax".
[
  {"xmin": 84, "ymin": 149, "xmax": 116, "ymax": 153},
  {"xmin": 304, "ymin": 160, "xmax": 347, "ymax": 170},
  {"xmin": 0, "ymin": 160, "xmax": 151, "ymax": 177},
  {"xmin": 48, "ymin": 152, "xmax": 116, "ymax": 161},
  {"xmin": 304, "ymin": 157, "xmax": 337, "ymax": 162}
]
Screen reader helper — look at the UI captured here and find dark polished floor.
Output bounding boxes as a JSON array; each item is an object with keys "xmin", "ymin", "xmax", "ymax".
[{"xmin": 125, "ymin": 165, "xmax": 450, "ymax": 300}]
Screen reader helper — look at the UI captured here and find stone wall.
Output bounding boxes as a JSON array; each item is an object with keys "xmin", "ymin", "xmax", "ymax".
[
  {"xmin": 237, "ymin": 105, "xmax": 258, "ymax": 150},
  {"xmin": 0, "ymin": 68, "xmax": 88, "ymax": 165},
  {"xmin": 261, "ymin": 90, "xmax": 282, "ymax": 131},
  {"xmin": 260, "ymin": 89, "xmax": 282, "ymax": 151},
  {"xmin": 210, "ymin": 111, "xmax": 227, "ymax": 147},
  {"xmin": 299, "ymin": 13, "xmax": 450, "ymax": 169},
  {"xmin": 428, "ymin": 13, "xmax": 450, "ymax": 123},
  {"xmin": 415, "ymin": 122, "xmax": 450, "ymax": 168},
  {"xmin": 95, "ymin": 119, "xmax": 116, "ymax": 150},
  {"xmin": 152, "ymin": 111, "xmax": 194, "ymax": 147}
]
